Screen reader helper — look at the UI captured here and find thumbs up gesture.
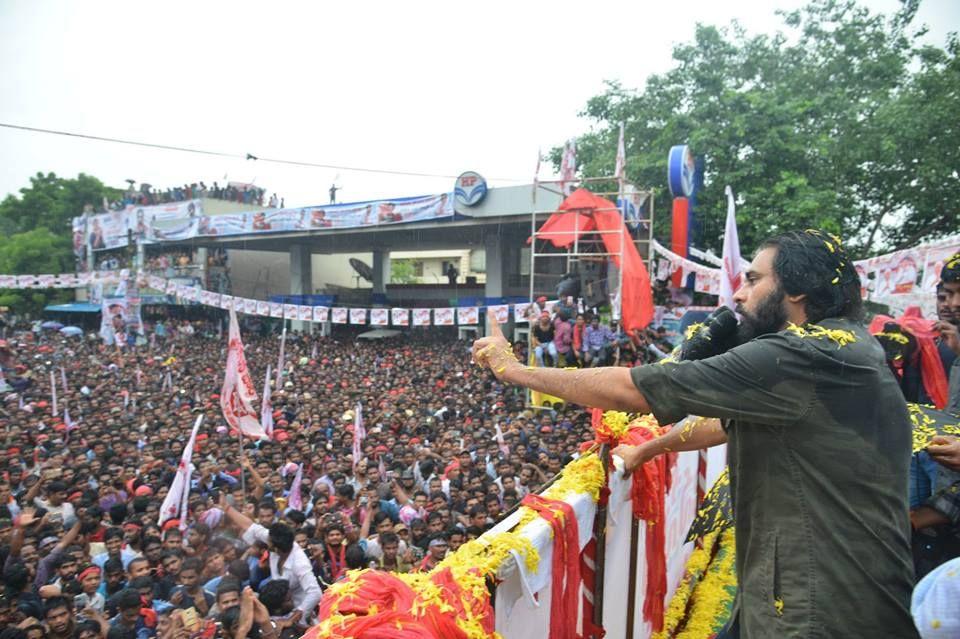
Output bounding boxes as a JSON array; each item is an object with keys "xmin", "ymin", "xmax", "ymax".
[{"xmin": 472, "ymin": 310, "xmax": 519, "ymax": 381}]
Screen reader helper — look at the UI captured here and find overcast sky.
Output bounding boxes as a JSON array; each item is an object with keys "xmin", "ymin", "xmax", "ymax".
[{"xmin": 1, "ymin": 0, "xmax": 956, "ymax": 209}]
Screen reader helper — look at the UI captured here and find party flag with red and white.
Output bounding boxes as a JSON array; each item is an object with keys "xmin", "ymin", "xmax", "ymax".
[
  {"xmin": 494, "ymin": 423, "xmax": 510, "ymax": 458},
  {"xmin": 220, "ymin": 309, "xmax": 268, "ymax": 439},
  {"xmin": 719, "ymin": 185, "xmax": 743, "ymax": 313},
  {"xmin": 261, "ymin": 364, "xmax": 274, "ymax": 438},
  {"xmin": 352, "ymin": 402, "xmax": 365, "ymax": 469},
  {"xmin": 614, "ymin": 122, "xmax": 626, "ymax": 180},
  {"xmin": 287, "ymin": 463, "xmax": 304, "ymax": 512},
  {"xmin": 158, "ymin": 414, "xmax": 203, "ymax": 528}
]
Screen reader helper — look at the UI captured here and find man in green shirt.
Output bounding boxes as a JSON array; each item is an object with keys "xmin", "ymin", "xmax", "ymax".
[{"xmin": 473, "ymin": 230, "xmax": 918, "ymax": 638}]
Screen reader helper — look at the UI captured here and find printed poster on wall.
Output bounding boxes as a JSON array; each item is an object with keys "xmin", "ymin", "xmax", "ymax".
[
  {"xmin": 412, "ymin": 308, "xmax": 431, "ymax": 326},
  {"xmin": 269, "ymin": 303, "xmax": 284, "ymax": 318},
  {"xmin": 349, "ymin": 308, "xmax": 367, "ymax": 325},
  {"xmin": 391, "ymin": 308, "xmax": 410, "ymax": 326},
  {"xmin": 434, "ymin": 307, "xmax": 455, "ymax": 326},
  {"xmin": 513, "ymin": 303, "xmax": 531, "ymax": 323},
  {"xmin": 921, "ymin": 244, "xmax": 960, "ymax": 294},
  {"xmin": 457, "ymin": 306, "xmax": 479, "ymax": 325}
]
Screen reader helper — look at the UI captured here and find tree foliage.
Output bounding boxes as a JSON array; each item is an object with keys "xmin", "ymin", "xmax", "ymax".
[
  {"xmin": 0, "ymin": 172, "xmax": 121, "ymax": 315},
  {"xmin": 561, "ymin": 0, "xmax": 956, "ymax": 256},
  {"xmin": 390, "ymin": 259, "xmax": 418, "ymax": 284}
]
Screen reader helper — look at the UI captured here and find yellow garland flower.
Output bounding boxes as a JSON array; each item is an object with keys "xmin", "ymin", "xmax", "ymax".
[
  {"xmin": 675, "ymin": 529, "xmax": 737, "ymax": 639},
  {"xmin": 785, "ymin": 322, "xmax": 857, "ymax": 348},
  {"xmin": 684, "ymin": 322, "xmax": 708, "ymax": 341},
  {"xmin": 596, "ymin": 410, "xmax": 632, "ymax": 441},
  {"xmin": 874, "ymin": 331, "xmax": 910, "ymax": 345},
  {"xmin": 654, "ymin": 530, "xmax": 722, "ymax": 639}
]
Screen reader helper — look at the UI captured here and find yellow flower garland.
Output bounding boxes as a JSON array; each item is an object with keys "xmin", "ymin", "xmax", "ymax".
[
  {"xmin": 785, "ymin": 322, "xmax": 857, "ymax": 347},
  {"xmin": 655, "ymin": 528, "xmax": 737, "ymax": 639}
]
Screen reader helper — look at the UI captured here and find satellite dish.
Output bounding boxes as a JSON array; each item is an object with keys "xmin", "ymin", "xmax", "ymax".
[{"xmin": 349, "ymin": 258, "xmax": 374, "ymax": 282}]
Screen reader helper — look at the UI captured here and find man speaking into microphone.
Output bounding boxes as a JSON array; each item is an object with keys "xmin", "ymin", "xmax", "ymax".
[{"xmin": 473, "ymin": 230, "xmax": 918, "ymax": 638}]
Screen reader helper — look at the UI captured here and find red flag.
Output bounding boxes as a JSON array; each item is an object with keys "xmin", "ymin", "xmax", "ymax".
[{"xmin": 220, "ymin": 309, "xmax": 268, "ymax": 439}]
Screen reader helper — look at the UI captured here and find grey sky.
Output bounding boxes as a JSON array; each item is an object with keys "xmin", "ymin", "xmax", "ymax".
[{"xmin": 1, "ymin": 0, "xmax": 956, "ymax": 208}]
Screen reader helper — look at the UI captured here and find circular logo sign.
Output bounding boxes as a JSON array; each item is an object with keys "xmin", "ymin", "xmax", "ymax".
[
  {"xmin": 667, "ymin": 145, "xmax": 696, "ymax": 198},
  {"xmin": 454, "ymin": 171, "xmax": 488, "ymax": 207}
]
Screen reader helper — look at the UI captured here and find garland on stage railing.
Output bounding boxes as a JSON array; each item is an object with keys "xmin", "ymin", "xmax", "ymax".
[
  {"xmin": 655, "ymin": 528, "xmax": 737, "ymax": 639},
  {"xmin": 306, "ymin": 452, "xmax": 605, "ymax": 639}
]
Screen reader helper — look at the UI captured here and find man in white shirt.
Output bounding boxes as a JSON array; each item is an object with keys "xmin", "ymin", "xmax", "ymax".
[{"xmin": 220, "ymin": 495, "xmax": 321, "ymax": 623}]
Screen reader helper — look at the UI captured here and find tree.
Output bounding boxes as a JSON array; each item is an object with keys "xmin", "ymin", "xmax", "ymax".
[
  {"xmin": 0, "ymin": 228, "xmax": 74, "ymax": 315},
  {"xmin": 0, "ymin": 173, "xmax": 121, "ymax": 315},
  {"xmin": 390, "ymin": 259, "xmax": 418, "ymax": 284},
  {"xmin": 561, "ymin": 0, "xmax": 953, "ymax": 256}
]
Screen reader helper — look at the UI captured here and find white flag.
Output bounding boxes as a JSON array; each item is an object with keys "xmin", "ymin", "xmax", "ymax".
[
  {"xmin": 352, "ymin": 403, "xmax": 365, "ymax": 470},
  {"xmin": 494, "ymin": 423, "xmax": 509, "ymax": 458},
  {"xmin": 287, "ymin": 463, "xmax": 304, "ymax": 512},
  {"xmin": 220, "ymin": 309, "xmax": 268, "ymax": 439},
  {"xmin": 261, "ymin": 364, "xmax": 274, "ymax": 438},
  {"xmin": 275, "ymin": 326, "xmax": 287, "ymax": 389},
  {"xmin": 614, "ymin": 122, "xmax": 626, "ymax": 180},
  {"xmin": 158, "ymin": 414, "xmax": 203, "ymax": 528},
  {"xmin": 719, "ymin": 185, "xmax": 743, "ymax": 313},
  {"xmin": 50, "ymin": 370, "xmax": 58, "ymax": 416},
  {"xmin": 560, "ymin": 139, "xmax": 577, "ymax": 195}
]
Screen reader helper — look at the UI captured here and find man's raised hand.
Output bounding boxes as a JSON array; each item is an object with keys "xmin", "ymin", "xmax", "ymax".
[{"xmin": 472, "ymin": 310, "xmax": 519, "ymax": 381}]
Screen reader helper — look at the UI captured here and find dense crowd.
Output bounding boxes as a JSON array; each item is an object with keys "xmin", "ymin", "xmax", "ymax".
[
  {"xmin": 0, "ymin": 317, "xmax": 606, "ymax": 639},
  {"xmin": 100, "ymin": 183, "xmax": 282, "ymax": 212}
]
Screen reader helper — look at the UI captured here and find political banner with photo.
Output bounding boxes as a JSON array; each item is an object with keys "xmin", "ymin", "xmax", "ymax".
[
  {"xmin": 283, "ymin": 304, "xmax": 299, "ymax": 319},
  {"xmin": 219, "ymin": 295, "xmax": 235, "ymax": 310},
  {"xmin": 490, "ymin": 304, "xmax": 510, "ymax": 324},
  {"xmin": 349, "ymin": 308, "xmax": 367, "ymax": 325},
  {"xmin": 313, "ymin": 306, "xmax": 329, "ymax": 323},
  {"xmin": 514, "ymin": 303, "xmax": 531, "ymax": 323},
  {"xmin": 391, "ymin": 308, "xmax": 410, "ymax": 326},
  {"xmin": 412, "ymin": 308, "xmax": 431, "ymax": 326},
  {"xmin": 83, "ymin": 200, "xmax": 203, "ymax": 250},
  {"xmin": 297, "ymin": 305, "xmax": 313, "ymax": 321},
  {"xmin": 434, "ymin": 307, "xmax": 455, "ymax": 326},
  {"xmin": 256, "ymin": 301, "xmax": 271, "ymax": 317},
  {"xmin": 331, "ymin": 307, "xmax": 348, "ymax": 324},
  {"xmin": 370, "ymin": 308, "xmax": 389, "ymax": 326},
  {"xmin": 921, "ymin": 244, "xmax": 960, "ymax": 294},
  {"xmin": 457, "ymin": 306, "xmax": 479, "ymax": 325}
]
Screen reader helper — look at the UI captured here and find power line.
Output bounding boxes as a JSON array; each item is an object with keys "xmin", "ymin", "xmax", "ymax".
[{"xmin": 0, "ymin": 122, "xmax": 527, "ymax": 182}]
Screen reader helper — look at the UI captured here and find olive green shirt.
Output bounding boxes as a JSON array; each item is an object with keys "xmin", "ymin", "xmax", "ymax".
[{"xmin": 632, "ymin": 318, "xmax": 918, "ymax": 638}]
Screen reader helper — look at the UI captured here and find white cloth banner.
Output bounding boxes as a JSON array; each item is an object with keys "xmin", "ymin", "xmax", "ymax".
[
  {"xmin": 331, "ymin": 307, "xmax": 348, "ymax": 324},
  {"xmin": 158, "ymin": 414, "xmax": 203, "ymax": 527},
  {"xmin": 391, "ymin": 308, "xmax": 410, "ymax": 326},
  {"xmin": 434, "ymin": 307, "xmax": 455, "ymax": 325},
  {"xmin": 312, "ymin": 306, "xmax": 329, "ymax": 322},
  {"xmin": 269, "ymin": 303, "xmax": 284, "ymax": 318},
  {"xmin": 370, "ymin": 308, "xmax": 389, "ymax": 326},
  {"xmin": 457, "ymin": 306, "xmax": 479, "ymax": 325},
  {"xmin": 349, "ymin": 308, "xmax": 367, "ymax": 325},
  {"xmin": 220, "ymin": 309, "xmax": 267, "ymax": 439},
  {"xmin": 412, "ymin": 308, "xmax": 431, "ymax": 326},
  {"xmin": 297, "ymin": 305, "xmax": 313, "ymax": 321},
  {"xmin": 490, "ymin": 304, "xmax": 509, "ymax": 324}
]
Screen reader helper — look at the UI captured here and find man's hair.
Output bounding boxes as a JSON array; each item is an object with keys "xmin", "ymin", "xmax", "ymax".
[
  {"xmin": 104, "ymin": 527, "xmax": 124, "ymax": 542},
  {"xmin": 103, "ymin": 557, "xmax": 124, "ymax": 575},
  {"xmin": 180, "ymin": 557, "xmax": 202, "ymax": 574},
  {"xmin": 759, "ymin": 230, "xmax": 863, "ymax": 324},
  {"xmin": 257, "ymin": 500, "xmax": 276, "ymax": 513},
  {"xmin": 43, "ymin": 595, "xmax": 72, "ymax": 617},
  {"xmin": 215, "ymin": 576, "xmax": 242, "ymax": 599},
  {"xmin": 257, "ymin": 579, "xmax": 290, "ymax": 616},
  {"xmin": 226, "ymin": 559, "xmax": 250, "ymax": 581},
  {"xmin": 114, "ymin": 588, "xmax": 142, "ymax": 612},
  {"xmin": 345, "ymin": 543, "xmax": 366, "ymax": 569},
  {"xmin": 127, "ymin": 557, "xmax": 149, "ymax": 573},
  {"xmin": 129, "ymin": 576, "xmax": 153, "ymax": 591},
  {"xmin": 3, "ymin": 562, "xmax": 29, "ymax": 591},
  {"xmin": 379, "ymin": 531, "xmax": 399, "ymax": 547},
  {"xmin": 268, "ymin": 523, "xmax": 295, "ymax": 553}
]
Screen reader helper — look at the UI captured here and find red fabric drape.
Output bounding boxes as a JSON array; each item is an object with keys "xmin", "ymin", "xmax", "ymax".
[
  {"xmin": 528, "ymin": 189, "xmax": 654, "ymax": 330},
  {"xmin": 869, "ymin": 306, "xmax": 949, "ymax": 409},
  {"xmin": 521, "ymin": 494, "xmax": 582, "ymax": 639}
]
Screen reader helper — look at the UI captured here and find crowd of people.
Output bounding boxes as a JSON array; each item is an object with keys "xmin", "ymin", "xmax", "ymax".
[
  {"xmin": 98, "ymin": 183, "xmax": 282, "ymax": 213},
  {"xmin": 526, "ymin": 296, "xmax": 676, "ymax": 368},
  {"xmin": 0, "ymin": 317, "xmax": 598, "ymax": 639},
  {"xmin": 0, "ymin": 236, "xmax": 959, "ymax": 639}
]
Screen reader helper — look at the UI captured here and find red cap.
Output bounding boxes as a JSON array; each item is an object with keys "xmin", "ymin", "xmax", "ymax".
[{"xmin": 162, "ymin": 519, "xmax": 180, "ymax": 531}]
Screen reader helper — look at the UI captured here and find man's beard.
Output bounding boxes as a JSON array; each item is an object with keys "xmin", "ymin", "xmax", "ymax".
[{"xmin": 736, "ymin": 286, "xmax": 788, "ymax": 342}]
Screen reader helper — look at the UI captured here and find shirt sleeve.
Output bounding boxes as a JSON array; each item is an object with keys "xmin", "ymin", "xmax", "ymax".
[
  {"xmin": 630, "ymin": 334, "xmax": 815, "ymax": 427},
  {"xmin": 294, "ymin": 557, "xmax": 322, "ymax": 615},
  {"xmin": 241, "ymin": 522, "xmax": 270, "ymax": 546}
]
